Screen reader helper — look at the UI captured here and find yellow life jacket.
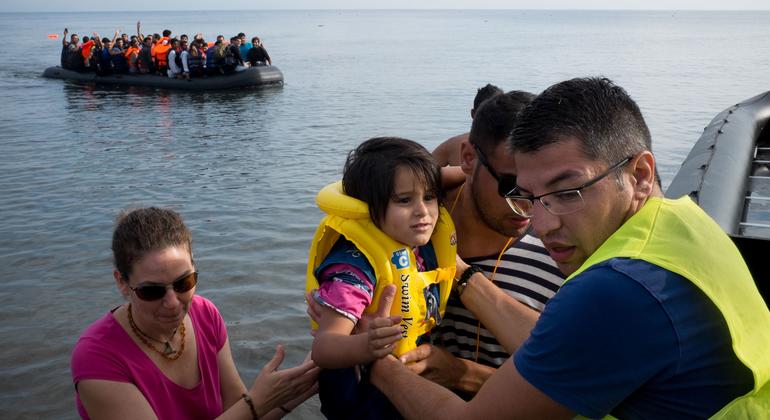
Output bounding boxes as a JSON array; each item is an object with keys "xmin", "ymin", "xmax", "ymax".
[
  {"xmin": 306, "ymin": 181, "xmax": 457, "ymax": 356},
  {"xmin": 569, "ymin": 196, "xmax": 770, "ymax": 418}
]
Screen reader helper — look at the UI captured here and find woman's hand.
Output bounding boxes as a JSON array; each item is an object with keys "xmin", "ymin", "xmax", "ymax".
[{"xmin": 247, "ymin": 345, "xmax": 319, "ymax": 417}]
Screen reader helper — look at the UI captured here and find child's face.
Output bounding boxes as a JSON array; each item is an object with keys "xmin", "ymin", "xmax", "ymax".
[{"xmin": 381, "ymin": 165, "xmax": 439, "ymax": 247}]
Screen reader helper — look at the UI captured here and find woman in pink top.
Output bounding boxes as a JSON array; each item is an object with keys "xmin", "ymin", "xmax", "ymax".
[{"xmin": 71, "ymin": 207, "xmax": 318, "ymax": 419}]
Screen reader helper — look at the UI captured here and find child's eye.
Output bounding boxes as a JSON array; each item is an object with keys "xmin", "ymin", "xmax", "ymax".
[
  {"xmin": 394, "ymin": 196, "xmax": 411, "ymax": 204},
  {"xmin": 424, "ymin": 194, "xmax": 436, "ymax": 201}
]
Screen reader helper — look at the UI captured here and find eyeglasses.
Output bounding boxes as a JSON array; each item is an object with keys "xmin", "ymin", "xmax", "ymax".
[
  {"xmin": 129, "ymin": 271, "xmax": 198, "ymax": 301},
  {"xmin": 473, "ymin": 143, "xmax": 518, "ymax": 197},
  {"xmin": 505, "ymin": 156, "xmax": 633, "ymax": 218}
]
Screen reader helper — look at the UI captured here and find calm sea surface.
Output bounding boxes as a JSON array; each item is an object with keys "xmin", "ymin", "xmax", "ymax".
[{"xmin": 0, "ymin": 9, "xmax": 768, "ymax": 419}]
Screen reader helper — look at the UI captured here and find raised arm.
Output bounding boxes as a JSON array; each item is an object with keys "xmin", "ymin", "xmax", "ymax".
[
  {"xmin": 136, "ymin": 21, "xmax": 143, "ymax": 40},
  {"xmin": 62, "ymin": 27, "xmax": 68, "ymax": 47}
]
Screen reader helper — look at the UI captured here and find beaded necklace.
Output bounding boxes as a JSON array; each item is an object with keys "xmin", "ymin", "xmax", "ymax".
[{"xmin": 127, "ymin": 303, "xmax": 185, "ymax": 361}]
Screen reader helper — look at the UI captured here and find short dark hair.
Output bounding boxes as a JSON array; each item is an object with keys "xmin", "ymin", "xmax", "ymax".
[
  {"xmin": 112, "ymin": 207, "xmax": 192, "ymax": 281},
  {"xmin": 162, "ymin": 29, "xmax": 171, "ymax": 37},
  {"xmin": 230, "ymin": 36, "xmax": 238, "ymax": 42},
  {"xmin": 102, "ymin": 37, "xmax": 111, "ymax": 44},
  {"xmin": 342, "ymin": 137, "xmax": 442, "ymax": 227},
  {"xmin": 251, "ymin": 36, "xmax": 260, "ymax": 43},
  {"xmin": 469, "ymin": 90, "xmax": 535, "ymax": 155},
  {"xmin": 511, "ymin": 77, "xmax": 652, "ymax": 166},
  {"xmin": 82, "ymin": 36, "xmax": 89, "ymax": 42},
  {"xmin": 238, "ymin": 32, "xmax": 246, "ymax": 37},
  {"xmin": 473, "ymin": 84, "xmax": 504, "ymax": 111}
]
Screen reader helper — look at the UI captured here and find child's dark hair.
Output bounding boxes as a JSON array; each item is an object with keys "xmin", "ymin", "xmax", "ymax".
[{"xmin": 342, "ymin": 137, "xmax": 443, "ymax": 227}]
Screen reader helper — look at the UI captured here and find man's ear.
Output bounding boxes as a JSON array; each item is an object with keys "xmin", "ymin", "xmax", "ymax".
[
  {"xmin": 629, "ymin": 151, "xmax": 656, "ymax": 199},
  {"xmin": 459, "ymin": 141, "xmax": 476, "ymax": 175}
]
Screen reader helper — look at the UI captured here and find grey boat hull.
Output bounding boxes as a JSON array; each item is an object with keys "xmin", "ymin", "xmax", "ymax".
[
  {"xmin": 667, "ymin": 90, "xmax": 770, "ymax": 300},
  {"xmin": 42, "ymin": 65, "xmax": 283, "ymax": 91}
]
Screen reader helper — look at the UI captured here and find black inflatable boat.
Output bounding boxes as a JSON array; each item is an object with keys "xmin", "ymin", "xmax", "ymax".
[
  {"xmin": 42, "ymin": 65, "xmax": 283, "ymax": 91},
  {"xmin": 666, "ymin": 90, "xmax": 770, "ymax": 299}
]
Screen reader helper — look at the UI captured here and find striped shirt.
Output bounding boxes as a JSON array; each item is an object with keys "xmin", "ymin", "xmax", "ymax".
[{"xmin": 434, "ymin": 232, "xmax": 565, "ymax": 367}]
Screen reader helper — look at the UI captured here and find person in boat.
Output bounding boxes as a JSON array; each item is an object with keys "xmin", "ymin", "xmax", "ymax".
[
  {"xmin": 177, "ymin": 40, "xmax": 191, "ymax": 80},
  {"xmin": 187, "ymin": 42, "xmax": 206, "ymax": 78},
  {"xmin": 432, "ymin": 84, "xmax": 504, "ymax": 167},
  {"xmin": 109, "ymin": 36, "xmax": 129, "ymax": 74},
  {"xmin": 61, "ymin": 28, "xmax": 83, "ymax": 71},
  {"xmin": 80, "ymin": 35, "xmax": 95, "ymax": 71},
  {"xmin": 224, "ymin": 36, "xmax": 246, "ymax": 73},
  {"xmin": 238, "ymin": 33, "xmax": 251, "ymax": 63},
  {"xmin": 96, "ymin": 36, "xmax": 114, "ymax": 76},
  {"xmin": 365, "ymin": 76, "xmax": 770, "ymax": 419},
  {"xmin": 153, "ymin": 30, "xmax": 172, "ymax": 76},
  {"xmin": 205, "ymin": 39, "xmax": 223, "ymax": 76},
  {"xmin": 307, "ymin": 137, "xmax": 457, "ymax": 419},
  {"xmin": 124, "ymin": 39, "xmax": 141, "ymax": 74},
  {"xmin": 71, "ymin": 207, "xmax": 319, "ymax": 419},
  {"xmin": 397, "ymin": 91, "xmax": 565, "ymax": 395},
  {"xmin": 86, "ymin": 35, "xmax": 104, "ymax": 73},
  {"xmin": 247, "ymin": 37, "xmax": 272, "ymax": 67},
  {"xmin": 166, "ymin": 38, "xmax": 182, "ymax": 79},
  {"xmin": 137, "ymin": 36, "xmax": 155, "ymax": 74}
]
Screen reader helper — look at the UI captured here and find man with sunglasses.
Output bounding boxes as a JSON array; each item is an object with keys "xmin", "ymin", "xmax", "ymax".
[
  {"xmin": 369, "ymin": 77, "xmax": 769, "ymax": 418},
  {"xmin": 398, "ymin": 91, "xmax": 564, "ymax": 395}
]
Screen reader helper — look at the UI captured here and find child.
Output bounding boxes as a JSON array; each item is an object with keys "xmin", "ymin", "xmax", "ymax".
[{"xmin": 306, "ymin": 137, "xmax": 457, "ymax": 419}]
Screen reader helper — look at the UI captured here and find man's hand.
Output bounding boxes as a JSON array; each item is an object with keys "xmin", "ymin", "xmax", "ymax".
[{"xmin": 399, "ymin": 344, "xmax": 467, "ymax": 389}]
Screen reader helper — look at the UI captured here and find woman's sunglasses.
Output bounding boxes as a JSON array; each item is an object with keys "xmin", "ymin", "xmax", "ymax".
[{"xmin": 129, "ymin": 271, "xmax": 198, "ymax": 301}]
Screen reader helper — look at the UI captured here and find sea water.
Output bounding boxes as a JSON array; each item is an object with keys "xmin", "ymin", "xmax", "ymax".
[{"xmin": 0, "ymin": 9, "xmax": 768, "ymax": 418}]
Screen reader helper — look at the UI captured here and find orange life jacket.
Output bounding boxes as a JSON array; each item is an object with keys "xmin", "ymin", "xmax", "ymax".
[
  {"xmin": 124, "ymin": 46, "xmax": 140, "ymax": 61},
  {"xmin": 80, "ymin": 40, "xmax": 94, "ymax": 59},
  {"xmin": 153, "ymin": 37, "xmax": 171, "ymax": 66}
]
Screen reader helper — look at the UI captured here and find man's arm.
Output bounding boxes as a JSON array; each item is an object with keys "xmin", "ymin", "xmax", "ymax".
[
  {"xmin": 456, "ymin": 261, "xmax": 540, "ymax": 353},
  {"xmin": 372, "ymin": 349, "xmax": 573, "ymax": 419}
]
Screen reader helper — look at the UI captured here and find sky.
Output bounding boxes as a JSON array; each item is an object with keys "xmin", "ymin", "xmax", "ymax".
[{"xmin": 4, "ymin": 0, "xmax": 769, "ymax": 12}]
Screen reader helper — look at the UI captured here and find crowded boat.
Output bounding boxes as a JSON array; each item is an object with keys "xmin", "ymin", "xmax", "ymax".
[{"xmin": 59, "ymin": 21, "xmax": 273, "ymax": 80}]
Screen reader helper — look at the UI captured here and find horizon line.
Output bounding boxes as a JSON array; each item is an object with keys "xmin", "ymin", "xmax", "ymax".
[{"xmin": 2, "ymin": 8, "xmax": 770, "ymax": 13}]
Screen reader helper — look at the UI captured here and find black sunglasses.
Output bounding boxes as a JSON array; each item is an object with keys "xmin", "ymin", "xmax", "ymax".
[
  {"xmin": 129, "ymin": 271, "xmax": 198, "ymax": 301},
  {"xmin": 473, "ymin": 143, "xmax": 518, "ymax": 197}
]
